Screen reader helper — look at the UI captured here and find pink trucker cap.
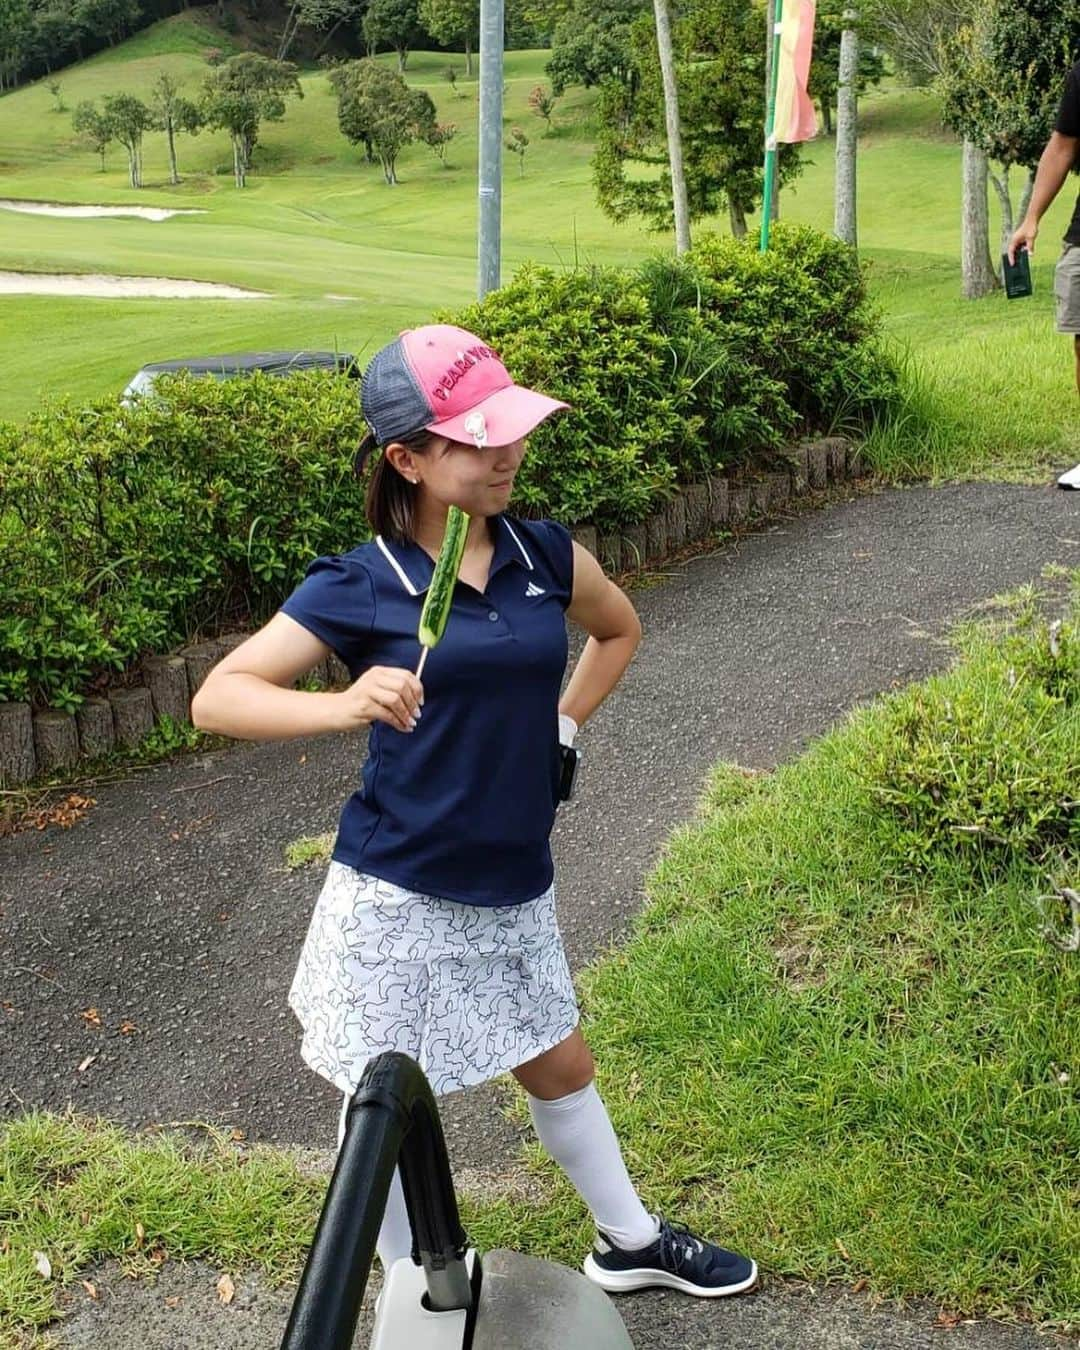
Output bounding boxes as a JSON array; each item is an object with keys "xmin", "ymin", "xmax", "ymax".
[{"xmin": 360, "ymin": 324, "xmax": 568, "ymax": 449}]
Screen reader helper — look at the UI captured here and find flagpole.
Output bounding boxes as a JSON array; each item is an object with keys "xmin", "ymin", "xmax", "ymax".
[{"xmin": 760, "ymin": 0, "xmax": 784, "ymax": 252}]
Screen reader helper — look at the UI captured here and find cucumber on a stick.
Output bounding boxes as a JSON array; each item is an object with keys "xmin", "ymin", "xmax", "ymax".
[{"xmin": 415, "ymin": 505, "xmax": 470, "ymax": 678}]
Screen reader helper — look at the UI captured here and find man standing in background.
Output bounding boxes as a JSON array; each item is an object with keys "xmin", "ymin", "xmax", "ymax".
[{"xmin": 1009, "ymin": 60, "xmax": 1080, "ymax": 489}]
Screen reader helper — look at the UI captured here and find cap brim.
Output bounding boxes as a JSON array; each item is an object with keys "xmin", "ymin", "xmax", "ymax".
[{"xmin": 427, "ymin": 382, "xmax": 568, "ymax": 447}]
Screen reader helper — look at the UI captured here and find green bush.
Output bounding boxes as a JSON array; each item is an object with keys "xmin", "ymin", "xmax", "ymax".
[
  {"xmin": 0, "ymin": 370, "xmax": 365, "ymax": 710},
  {"xmin": 859, "ymin": 593, "xmax": 1080, "ymax": 871},
  {"xmin": 1, "ymin": 231, "xmax": 899, "ymax": 711},
  {"xmin": 677, "ymin": 225, "xmax": 900, "ymax": 463},
  {"xmin": 635, "ymin": 250, "xmax": 796, "ymax": 468},
  {"xmin": 444, "ymin": 264, "xmax": 699, "ymax": 525}
]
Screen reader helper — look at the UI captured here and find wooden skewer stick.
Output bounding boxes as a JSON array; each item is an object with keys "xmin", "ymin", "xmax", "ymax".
[{"xmin": 415, "ymin": 646, "xmax": 429, "ymax": 680}]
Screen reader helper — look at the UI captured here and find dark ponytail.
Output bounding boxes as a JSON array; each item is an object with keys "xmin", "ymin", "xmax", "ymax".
[{"xmin": 355, "ymin": 430, "xmax": 433, "ymax": 544}]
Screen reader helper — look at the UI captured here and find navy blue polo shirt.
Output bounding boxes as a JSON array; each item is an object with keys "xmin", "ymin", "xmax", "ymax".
[{"xmin": 279, "ymin": 514, "xmax": 574, "ymax": 907}]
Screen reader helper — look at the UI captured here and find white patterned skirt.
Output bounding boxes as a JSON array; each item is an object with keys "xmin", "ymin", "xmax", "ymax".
[{"xmin": 288, "ymin": 862, "xmax": 580, "ymax": 1098}]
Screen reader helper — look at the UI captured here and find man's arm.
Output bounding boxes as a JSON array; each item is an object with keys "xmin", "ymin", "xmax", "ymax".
[{"xmin": 1008, "ymin": 132, "xmax": 1079, "ymax": 263}]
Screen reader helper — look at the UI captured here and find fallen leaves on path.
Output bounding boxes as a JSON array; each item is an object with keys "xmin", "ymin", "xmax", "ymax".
[
  {"xmin": 13, "ymin": 793, "xmax": 98, "ymax": 833},
  {"xmin": 217, "ymin": 1273, "xmax": 235, "ymax": 1305},
  {"xmin": 933, "ymin": 1310, "xmax": 976, "ymax": 1329}
]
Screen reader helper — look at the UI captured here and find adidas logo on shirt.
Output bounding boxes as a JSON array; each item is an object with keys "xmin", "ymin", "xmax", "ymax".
[{"xmin": 525, "ymin": 581, "xmax": 546, "ymax": 598}]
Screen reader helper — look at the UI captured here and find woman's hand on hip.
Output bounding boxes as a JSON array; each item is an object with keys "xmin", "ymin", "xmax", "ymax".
[{"xmin": 335, "ymin": 666, "xmax": 424, "ymax": 734}]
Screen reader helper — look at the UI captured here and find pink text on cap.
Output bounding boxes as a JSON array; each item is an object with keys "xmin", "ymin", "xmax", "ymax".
[{"xmin": 401, "ymin": 324, "xmax": 513, "ymax": 418}]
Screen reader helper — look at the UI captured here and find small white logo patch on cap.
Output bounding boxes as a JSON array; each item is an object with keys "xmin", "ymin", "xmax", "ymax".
[{"xmin": 463, "ymin": 411, "xmax": 488, "ymax": 448}]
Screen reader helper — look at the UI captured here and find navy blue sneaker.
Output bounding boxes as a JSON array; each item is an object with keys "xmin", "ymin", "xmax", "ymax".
[{"xmin": 583, "ymin": 1215, "xmax": 758, "ymax": 1297}]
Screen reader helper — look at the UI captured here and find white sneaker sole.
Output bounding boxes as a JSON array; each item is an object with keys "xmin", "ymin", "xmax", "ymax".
[
  {"xmin": 1057, "ymin": 462, "xmax": 1080, "ymax": 489},
  {"xmin": 582, "ymin": 1253, "xmax": 759, "ymax": 1298}
]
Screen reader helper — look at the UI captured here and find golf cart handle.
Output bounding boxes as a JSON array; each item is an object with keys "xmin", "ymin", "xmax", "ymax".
[{"xmin": 281, "ymin": 1052, "xmax": 473, "ymax": 1349}]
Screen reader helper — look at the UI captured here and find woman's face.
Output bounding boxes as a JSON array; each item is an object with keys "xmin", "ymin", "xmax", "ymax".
[{"xmin": 395, "ymin": 434, "xmax": 527, "ymax": 518}]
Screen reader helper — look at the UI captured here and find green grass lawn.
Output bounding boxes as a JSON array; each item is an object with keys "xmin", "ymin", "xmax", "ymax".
[
  {"xmin": 0, "ymin": 25, "xmax": 655, "ymax": 417},
  {"xmin": 1, "ymin": 18, "xmax": 1078, "ymax": 475}
]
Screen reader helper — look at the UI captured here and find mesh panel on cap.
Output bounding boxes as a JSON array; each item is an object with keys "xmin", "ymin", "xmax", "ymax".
[{"xmin": 361, "ymin": 338, "xmax": 432, "ymax": 445}]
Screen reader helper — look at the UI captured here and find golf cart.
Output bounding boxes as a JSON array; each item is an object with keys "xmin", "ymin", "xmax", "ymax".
[
  {"xmin": 282, "ymin": 1052, "xmax": 634, "ymax": 1350},
  {"xmin": 121, "ymin": 350, "xmax": 359, "ymax": 405}
]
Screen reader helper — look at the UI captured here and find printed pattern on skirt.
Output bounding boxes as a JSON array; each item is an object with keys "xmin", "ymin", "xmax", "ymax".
[{"xmin": 289, "ymin": 862, "xmax": 580, "ymax": 1097}]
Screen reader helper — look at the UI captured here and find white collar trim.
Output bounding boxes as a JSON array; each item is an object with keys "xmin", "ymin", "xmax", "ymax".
[
  {"xmin": 375, "ymin": 535, "xmax": 418, "ymax": 596},
  {"xmin": 376, "ymin": 518, "xmax": 534, "ymax": 596},
  {"xmin": 501, "ymin": 518, "xmax": 534, "ymax": 570}
]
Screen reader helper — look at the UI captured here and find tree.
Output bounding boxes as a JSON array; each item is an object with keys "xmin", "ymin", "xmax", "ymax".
[
  {"xmin": 426, "ymin": 120, "xmax": 456, "ymax": 164},
  {"xmin": 330, "ymin": 58, "xmax": 435, "ymax": 183},
  {"xmin": 528, "ymin": 82, "xmax": 557, "ymax": 127},
  {"xmin": 593, "ymin": 0, "xmax": 803, "ymax": 238},
  {"xmin": 277, "ymin": 0, "xmax": 358, "ymax": 62},
  {"xmin": 102, "ymin": 92, "xmax": 152, "ymax": 187},
  {"xmin": 808, "ymin": 0, "xmax": 884, "ymax": 134},
  {"xmin": 150, "ymin": 71, "xmax": 202, "ymax": 186},
  {"xmin": 958, "ymin": 137, "xmax": 997, "ymax": 298},
  {"xmin": 72, "ymin": 97, "xmax": 112, "ymax": 169},
  {"xmin": 28, "ymin": 0, "xmax": 83, "ymax": 76},
  {"xmin": 545, "ymin": 0, "xmax": 646, "ymax": 95},
  {"xmin": 505, "ymin": 0, "xmax": 546, "ymax": 48},
  {"xmin": 862, "ymin": 0, "xmax": 960, "ymax": 85},
  {"xmin": 362, "ymin": 0, "xmax": 421, "ymax": 71},
  {"xmin": 72, "ymin": 0, "xmax": 139, "ymax": 48},
  {"xmin": 201, "ymin": 53, "xmax": 303, "ymax": 188},
  {"xmin": 939, "ymin": 2, "xmax": 1080, "ymax": 257},
  {"xmin": 864, "ymin": 0, "xmax": 990, "ymax": 297},
  {"xmin": 652, "ymin": 0, "xmax": 689, "ymax": 253},
  {"xmin": 833, "ymin": 6, "xmax": 859, "ymax": 245},
  {"xmin": 506, "ymin": 125, "xmax": 529, "ymax": 174},
  {"xmin": 418, "ymin": 0, "xmax": 478, "ymax": 77},
  {"xmin": 0, "ymin": 0, "xmax": 33, "ymax": 91}
]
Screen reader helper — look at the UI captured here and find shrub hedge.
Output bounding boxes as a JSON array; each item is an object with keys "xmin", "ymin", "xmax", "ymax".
[{"xmin": 0, "ymin": 224, "xmax": 900, "ymax": 711}]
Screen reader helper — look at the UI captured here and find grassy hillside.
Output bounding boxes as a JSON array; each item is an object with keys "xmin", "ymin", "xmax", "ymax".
[
  {"xmin": 0, "ymin": 17, "xmax": 1077, "ymax": 474},
  {"xmin": 0, "ymin": 25, "xmax": 652, "ymax": 417}
]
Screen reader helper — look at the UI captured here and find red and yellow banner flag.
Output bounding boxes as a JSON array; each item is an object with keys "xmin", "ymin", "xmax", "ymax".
[{"xmin": 773, "ymin": 0, "xmax": 818, "ymax": 144}]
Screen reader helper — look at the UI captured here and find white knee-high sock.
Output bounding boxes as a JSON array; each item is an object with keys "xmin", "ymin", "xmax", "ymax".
[
  {"xmin": 338, "ymin": 1092, "xmax": 414, "ymax": 1270},
  {"xmin": 527, "ymin": 1082, "xmax": 660, "ymax": 1251}
]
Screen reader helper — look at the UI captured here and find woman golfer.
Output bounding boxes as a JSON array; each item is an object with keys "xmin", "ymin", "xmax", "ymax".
[{"xmin": 192, "ymin": 324, "xmax": 756, "ymax": 1299}]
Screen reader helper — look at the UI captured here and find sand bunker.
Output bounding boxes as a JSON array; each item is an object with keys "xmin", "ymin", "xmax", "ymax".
[
  {"xmin": 0, "ymin": 198, "xmax": 206, "ymax": 222},
  {"xmin": 0, "ymin": 270, "xmax": 269, "ymax": 299}
]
